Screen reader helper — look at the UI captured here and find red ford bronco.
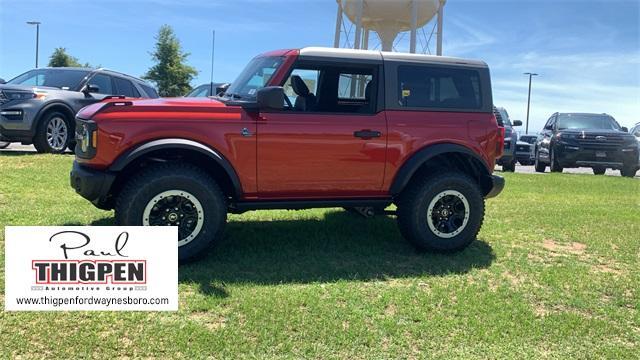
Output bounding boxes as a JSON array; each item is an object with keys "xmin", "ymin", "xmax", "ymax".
[{"xmin": 70, "ymin": 47, "xmax": 505, "ymax": 261}]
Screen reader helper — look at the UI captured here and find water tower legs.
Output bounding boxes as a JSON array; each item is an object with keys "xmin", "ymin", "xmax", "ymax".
[
  {"xmin": 437, "ymin": 0, "xmax": 444, "ymax": 55},
  {"xmin": 334, "ymin": 1, "xmax": 343, "ymax": 48},
  {"xmin": 353, "ymin": 0, "xmax": 364, "ymax": 49},
  {"xmin": 410, "ymin": 0, "xmax": 418, "ymax": 53}
]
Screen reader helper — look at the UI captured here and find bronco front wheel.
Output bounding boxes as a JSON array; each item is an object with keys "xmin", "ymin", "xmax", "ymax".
[
  {"xmin": 115, "ymin": 163, "xmax": 227, "ymax": 262},
  {"xmin": 396, "ymin": 172, "xmax": 484, "ymax": 252}
]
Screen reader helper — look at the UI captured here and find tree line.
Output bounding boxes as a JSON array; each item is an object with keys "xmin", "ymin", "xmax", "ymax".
[{"xmin": 47, "ymin": 25, "xmax": 196, "ymax": 97}]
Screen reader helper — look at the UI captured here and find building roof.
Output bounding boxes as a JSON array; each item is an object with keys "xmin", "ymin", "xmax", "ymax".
[{"xmin": 299, "ymin": 47, "xmax": 487, "ymax": 67}]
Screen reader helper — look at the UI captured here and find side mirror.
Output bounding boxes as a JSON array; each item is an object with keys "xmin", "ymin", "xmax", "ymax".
[
  {"xmin": 83, "ymin": 84, "xmax": 100, "ymax": 94},
  {"xmin": 0, "ymin": 78, "xmax": 5, "ymax": 84},
  {"xmin": 215, "ymin": 83, "xmax": 230, "ymax": 96},
  {"xmin": 512, "ymin": 120, "xmax": 523, "ymax": 126},
  {"xmin": 256, "ymin": 86, "xmax": 285, "ymax": 111},
  {"xmin": 621, "ymin": 126, "xmax": 628, "ymax": 132}
]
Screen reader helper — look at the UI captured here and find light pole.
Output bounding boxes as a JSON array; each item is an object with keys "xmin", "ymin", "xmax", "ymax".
[
  {"xmin": 26, "ymin": 21, "xmax": 41, "ymax": 68},
  {"xmin": 523, "ymin": 72, "xmax": 538, "ymax": 134},
  {"xmin": 210, "ymin": 30, "xmax": 215, "ymax": 96}
]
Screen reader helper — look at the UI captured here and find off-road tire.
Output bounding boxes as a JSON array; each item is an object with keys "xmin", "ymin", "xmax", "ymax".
[
  {"xmin": 534, "ymin": 149, "xmax": 546, "ymax": 173},
  {"xmin": 550, "ymin": 148, "xmax": 563, "ymax": 173},
  {"xmin": 396, "ymin": 172, "xmax": 484, "ymax": 252},
  {"xmin": 592, "ymin": 167, "xmax": 606, "ymax": 175},
  {"xmin": 621, "ymin": 165, "xmax": 638, "ymax": 178},
  {"xmin": 33, "ymin": 111, "xmax": 72, "ymax": 154},
  {"xmin": 115, "ymin": 163, "xmax": 227, "ymax": 262}
]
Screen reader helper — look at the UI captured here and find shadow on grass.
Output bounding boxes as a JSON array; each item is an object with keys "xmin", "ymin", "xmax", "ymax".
[
  {"xmin": 180, "ymin": 210, "xmax": 496, "ymax": 297},
  {"xmin": 70, "ymin": 210, "xmax": 495, "ymax": 298}
]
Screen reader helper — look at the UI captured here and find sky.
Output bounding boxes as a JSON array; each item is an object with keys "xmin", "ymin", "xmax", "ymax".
[{"xmin": 0, "ymin": 0, "xmax": 639, "ymax": 131}]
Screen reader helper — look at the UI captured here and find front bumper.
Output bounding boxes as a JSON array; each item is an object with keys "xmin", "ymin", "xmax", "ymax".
[
  {"xmin": 70, "ymin": 160, "xmax": 116, "ymax": 210},
  {"xmin": 555, "ymin": 143, "xmax": 639, "ymax": 169},
  {"xmin": 485, "ymin": 175, "xmax": 505, "ymax": 199},
  {"xmin": 0, "ymin": 100, "xmax": 40, "ymax": 141}
]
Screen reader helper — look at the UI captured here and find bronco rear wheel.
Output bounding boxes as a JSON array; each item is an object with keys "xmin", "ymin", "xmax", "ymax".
[
  {"xmin": 115, "ymin": 163, "xmax": 227, "ymax": 262},
  {"xmin": 396, "ymin": 172, "xmax": 484, "ymax": 252}
]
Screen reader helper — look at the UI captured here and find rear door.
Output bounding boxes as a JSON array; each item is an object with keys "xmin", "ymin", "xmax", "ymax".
[{"xmin": 256, "ymin": 60, "xmax": 387, "ymax": 198}]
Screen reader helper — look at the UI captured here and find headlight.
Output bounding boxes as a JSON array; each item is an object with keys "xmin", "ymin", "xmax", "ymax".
[{"xmin": 2, "ymin": 91, "xmax": 36, "ymax": 101}]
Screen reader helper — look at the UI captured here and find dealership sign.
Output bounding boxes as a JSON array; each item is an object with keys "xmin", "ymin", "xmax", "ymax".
[{"xmin": 5, "ymin": 226, "xmax": 178, "ymax": 311}]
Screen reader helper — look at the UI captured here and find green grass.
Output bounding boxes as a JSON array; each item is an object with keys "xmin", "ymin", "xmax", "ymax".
[{"xmin": 1, "ymin": 152, "xmax": 639, "ymax": 358}]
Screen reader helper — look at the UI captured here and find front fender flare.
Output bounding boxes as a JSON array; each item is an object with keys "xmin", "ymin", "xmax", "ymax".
[{"xmin": 109, "ymin": 138, "xmax": 243, "ymax": 198}]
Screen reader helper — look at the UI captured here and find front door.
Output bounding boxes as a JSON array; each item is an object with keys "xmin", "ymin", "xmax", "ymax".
[{"xmin": 257, "ymin": 62, "xmax": 387, "ymax": 198}]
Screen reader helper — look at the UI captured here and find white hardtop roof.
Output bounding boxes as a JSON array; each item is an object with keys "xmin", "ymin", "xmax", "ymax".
[{"xmin": 299, "ymin": 47, "xmax": 487, "ymax": 67}]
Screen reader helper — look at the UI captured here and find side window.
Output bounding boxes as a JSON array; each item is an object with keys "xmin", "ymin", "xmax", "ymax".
[
  {"xmin": 283, "ymin": 64, "xmax": 376, "ymax": 114},
  {"xmin": 114, "ymin": 78, "xmax": 140, "ymax": 97},
  {"xmin": 632, "ymin": 126, "xmax": 640, "ymax": 137},
  {"xmin": 87, "ymin": 74, "xmax": 114, "ymax": 95},
  {"xmin": 338, "ymin": 73, "xmax": 372, "ymax": 100},
  {"xmin": 543, "ymin": 116, "xmax": 554, "ymax": 130},
  {"xmin": 283, "ymin": 69, "xmax": 319, "ymax": 105},
  {"xmin": 397, "ymin": 65, "xmax": 482, "ymax": 110},
  {"xmin": 141, "ymin": 85, "xmax": 159, "ymax": 98}
]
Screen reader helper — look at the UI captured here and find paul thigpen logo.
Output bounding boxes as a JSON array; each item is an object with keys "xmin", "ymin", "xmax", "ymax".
[{"xmin": 32, "ymin": 231, "xmax": 146, "ymax": 285}]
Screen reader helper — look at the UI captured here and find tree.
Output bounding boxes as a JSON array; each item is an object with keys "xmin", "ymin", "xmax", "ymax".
[
  {"xmin": 48, "ymin": 48, "xmax": 86, "ymax": 67},
  {"xmin": 143, "ymin": 25, "xmax": 198, "ymax": 97}
]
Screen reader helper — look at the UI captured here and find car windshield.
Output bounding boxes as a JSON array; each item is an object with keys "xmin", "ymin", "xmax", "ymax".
[
  {"xmin": 8, "ymin": 69, "xmax": 90, "ymax": 89},
  {"xmin": 556, "ymin": 114, "xmax": 621, "ymax": 130},
  {"xmin": 224, "ymin": 56, "xmax": 284, "ymax": 99},
  {"xmin": 498, "ymin": 109, "xmax": 512, "ymax": 126}
]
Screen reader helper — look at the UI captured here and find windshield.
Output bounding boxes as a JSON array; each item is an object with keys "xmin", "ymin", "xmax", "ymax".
[
  {"xmin": 224, "ymin": 56, "xmax": 284, "ymax": 99},
  {"xmin": 8, "ymin": 69, "xmax": 90, "ymax": 89},
  {"xmin": 498, "ymin": 109, "xmax": 512, "ymax": 126},
  {"xmin": 556, "ymin": 114, "xmax": 620, "ymax": 130}
]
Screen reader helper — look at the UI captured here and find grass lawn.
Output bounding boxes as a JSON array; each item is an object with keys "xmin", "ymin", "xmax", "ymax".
[{"xmin": 1, "ymin": 152, "xmax": 639, "ymax": 358}]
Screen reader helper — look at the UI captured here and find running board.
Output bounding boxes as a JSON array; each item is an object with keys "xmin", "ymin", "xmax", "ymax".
[{"xmin": 230, "ymin": 198, "xmax": 392, "ymax": 213}]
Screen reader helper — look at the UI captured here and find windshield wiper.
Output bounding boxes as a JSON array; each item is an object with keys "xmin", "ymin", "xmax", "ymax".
[{"xmin": 225, "ymin": 92, "xmax": 244, "ymax": 100}]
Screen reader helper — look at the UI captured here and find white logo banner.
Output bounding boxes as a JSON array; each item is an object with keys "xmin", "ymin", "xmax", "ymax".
[{"xmin": 5, "ymin": 226, "xmax": 178, "ymax": 311}]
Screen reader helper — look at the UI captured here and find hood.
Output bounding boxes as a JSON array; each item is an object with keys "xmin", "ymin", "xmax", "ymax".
[
  {"xmin": 0, "ymin": 84, "xmax": 61, "ymax": 92},
  {"xmin": 516, "ymin": 141, "xmax": 531, "ymax": 146},
  {"xmin": 78, "ymin": 96, "xmax": 238, "ymax": 120}
]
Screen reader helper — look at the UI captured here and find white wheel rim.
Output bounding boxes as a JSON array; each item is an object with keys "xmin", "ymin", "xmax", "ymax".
[
  {"xmin": 426, "ymin": 190, "xmax": 470, "ymax": 239},
  {"xmin": 46, "ymin": 117, "xmax": 67, "ymax": 150},
  {"xmin": 142, "ymin": 190, "xmax": 205, "ymax": 247}
]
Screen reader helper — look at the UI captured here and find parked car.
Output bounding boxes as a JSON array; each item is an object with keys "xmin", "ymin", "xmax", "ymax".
[
  {"xmin": 534, "ymin": 113, "xmax": 639, "ymax": 177},
  {"xmin": 0, "ymin": 67, "xmax": 159, "ymax": 153},
  {"xmin": 516, "ymin": 134, "xmax": 538, "ymax": 165},
  {"xmin": 629, "ymin": 122, "xmax": 640, "ymax": 166},
  {"xmin": 70, "ymin": 47, "xmax": 505, "ymax": 261},
  {"xmin": 185, "ymin": 83, "xmax": 229, "ymax": 97},
  {"xmin": 493, "ymin": 106, "xmax": 522, "ymax": 172}
]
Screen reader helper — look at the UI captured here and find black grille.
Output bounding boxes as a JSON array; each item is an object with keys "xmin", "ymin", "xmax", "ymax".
[
  {"xmin": 516, "ymin": 145, "xmax": 530, "ymax": 152},
  {"xmin": 577, "ymin": 134, "xmax": 625, "ymax": 150},
  {"xmin": 0, "ymin": 92, "xmax": 7, "ymax": 105}
]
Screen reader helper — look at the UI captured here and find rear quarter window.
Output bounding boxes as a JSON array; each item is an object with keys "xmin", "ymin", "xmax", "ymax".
[{"xmin": 396, "ymin": 65, "xmax": 482, "ymax": 110}]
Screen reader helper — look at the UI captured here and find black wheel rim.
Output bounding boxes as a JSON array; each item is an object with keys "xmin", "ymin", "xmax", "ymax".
[
  {"xmin": 143, "ymin": 190, "xmax": 204, "ymax": 246},
  {"xmin": 427, "ymin": 190, "xmax": 470, "ymax": 238}
]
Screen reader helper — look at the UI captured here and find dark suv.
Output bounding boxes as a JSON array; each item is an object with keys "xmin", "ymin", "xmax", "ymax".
[
  {"xmin": 70, "ymin": 47, "xmax": 505, "ymax": 261},
  {"xmin": 534, "ymin": 112, "xmax": 639, "ymax": 177},
  {"xmin": 0, "ymin": 68, "xmax": 158, "ymax": 153}
]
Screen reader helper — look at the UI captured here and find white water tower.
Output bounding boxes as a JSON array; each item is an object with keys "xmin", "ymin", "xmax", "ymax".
[{"xmin": 334, "ymin": 0, "xmax": 446, "ymax": 54}]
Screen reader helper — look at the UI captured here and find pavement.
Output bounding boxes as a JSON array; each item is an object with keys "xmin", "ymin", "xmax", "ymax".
[{"xmin": 2, "ymin": 143, "xmax": 638, "ymax": 178}]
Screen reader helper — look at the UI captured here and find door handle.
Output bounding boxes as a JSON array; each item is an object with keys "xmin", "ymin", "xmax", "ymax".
[{"xmin": 353, "ymin": 129, "xmax": 381, "ymax": 139}]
